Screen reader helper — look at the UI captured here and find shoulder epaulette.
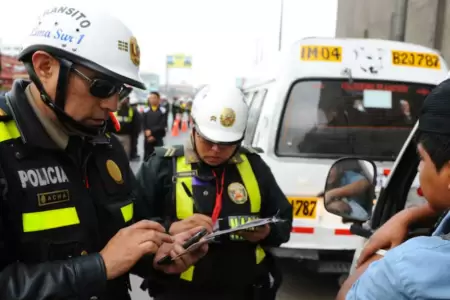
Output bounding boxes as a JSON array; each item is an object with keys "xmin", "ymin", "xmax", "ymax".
[
  {"xmin": 239, "ymin": 146, "xmax": 263, "ymax": 154},
  {"xmin": 0, "ymin": 95, "xmax": 13, "ymax": 122},
  {"xmin": 154, "ymin": 145, "xmax": 185, "ymax": 158}
]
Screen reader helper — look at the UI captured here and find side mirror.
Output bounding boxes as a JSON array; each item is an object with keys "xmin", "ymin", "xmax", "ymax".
[{"xmin": 323, "ymin": 158, "xmax": 377, "ymax": 222}]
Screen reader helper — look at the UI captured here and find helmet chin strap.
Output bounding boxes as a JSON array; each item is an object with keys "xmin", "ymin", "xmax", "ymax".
[{"xmin": 24, "ymin": 60, "xmax": 105, "ymax": 138}]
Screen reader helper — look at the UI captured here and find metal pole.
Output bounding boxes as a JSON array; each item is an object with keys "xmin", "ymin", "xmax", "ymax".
[
  {"xmin": 165, "ymin": 56, "xmax": 169, "ymax": 96},
  {"xmin": 278, "ymin": 0, "xmax": 284, "ymax": 51},
  {"xmin": 391, "ymin": 0, "xmax": 408, "ymax": 41}
]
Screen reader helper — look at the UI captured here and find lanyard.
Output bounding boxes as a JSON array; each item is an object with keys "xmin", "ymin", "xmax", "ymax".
[{"xmin": 211, "ymin": 169, "xmax": 226, "ymax": 225}]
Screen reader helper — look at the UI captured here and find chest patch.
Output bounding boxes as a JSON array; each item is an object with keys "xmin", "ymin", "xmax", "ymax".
[
  {"xmin": 106, "ymin": 159, "xmax": 123, "ymax": 184},
  {"xmin": 228, "ymin": 182, "xmax": 248, "ymax": 204},
  {"xmin": 38, "ymin": 189, "xmax": 70, "ymax": 206}
]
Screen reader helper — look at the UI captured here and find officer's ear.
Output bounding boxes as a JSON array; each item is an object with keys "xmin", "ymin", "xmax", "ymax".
[
  {"xmin": 31, "ymin": 51, "xmax": 60, "ymax": 83},
  {"xmin": 31, "ymin": 51, "xmax": 60, "ymax": 101}
]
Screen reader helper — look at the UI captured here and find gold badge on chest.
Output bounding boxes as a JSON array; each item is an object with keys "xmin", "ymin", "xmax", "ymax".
[
  {"xmin": 227, "ymin": 182, "xmax": 248, "ymax": 204},
  {"xmin": 106, "ymin": 160, "xmax": 124, "ymax": 184}
]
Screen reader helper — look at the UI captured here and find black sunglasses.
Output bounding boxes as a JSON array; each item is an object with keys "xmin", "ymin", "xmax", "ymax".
[{"xmin": 72, "ymin": 68, "xmax": 132, "ymax": 100}]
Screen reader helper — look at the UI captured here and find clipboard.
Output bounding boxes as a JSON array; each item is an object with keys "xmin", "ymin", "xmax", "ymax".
[{"xmin": 171, "ymin": 214, "xmax": 287, "ymax": 260}]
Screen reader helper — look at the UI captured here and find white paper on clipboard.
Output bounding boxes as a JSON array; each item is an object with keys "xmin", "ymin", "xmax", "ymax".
[{"xmin": 171, "ymin": 215, "xmax": 286, "ymax": 260}]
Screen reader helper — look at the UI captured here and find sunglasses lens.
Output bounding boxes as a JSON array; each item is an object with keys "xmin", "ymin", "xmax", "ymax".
[
  {"xmin": 90, "ymin": 79, "xmax": 116, "ymax": 98},
  {"xmin": 119, "ymin": 86, "xmax": 133, "ymax": 100}
]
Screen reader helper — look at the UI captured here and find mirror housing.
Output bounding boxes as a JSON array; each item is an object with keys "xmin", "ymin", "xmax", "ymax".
[{"xmin": 323, "ymin": 158, "xmax": 377, "ymax": 222}]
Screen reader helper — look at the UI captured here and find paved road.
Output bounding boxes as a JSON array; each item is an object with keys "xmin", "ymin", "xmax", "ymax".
[{"xmin": 128, "ymin": 130, "xmax": 340, "ymax": 300}]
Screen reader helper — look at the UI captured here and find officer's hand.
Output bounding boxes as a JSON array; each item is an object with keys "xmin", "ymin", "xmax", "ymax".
[
  {"xmin": 237, "ymin": 224, "xmax": 270, "ymax": 243},
  {"xmin": 154, "ymin": 227, "xmax": 209, "ymax": 274},
  {"xmin": 145, "ymin": 129, "xmax": 152, "ymax": 136},
  {"xmin": 100, "ymin": 220, "xmax": 172, "ymax": 280},
  {"xmin": 169, "ymin": 214, "xmax": 213, "ymax": 235}
]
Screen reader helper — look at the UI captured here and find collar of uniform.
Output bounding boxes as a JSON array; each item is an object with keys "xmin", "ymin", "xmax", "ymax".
[
  {"xmin": 7, "ymin": 80, "xmax": 60, "ymax": 150},
  {"xmin": 25, "ymin": 85, "xmax": 69, "ymax": 149},
  {"xmin": 183, "ymin": 137, "xmax": 243, "ymax": 164}
]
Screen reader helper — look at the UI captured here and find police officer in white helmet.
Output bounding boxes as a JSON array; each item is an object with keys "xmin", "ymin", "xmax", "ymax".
[
  {"xmin": 0, "ymin": 4, "xmax": 207, "ymax": 300},
  {"xmin": 137, "ymin": 84, "xmax": 293, "ymax": 299}
]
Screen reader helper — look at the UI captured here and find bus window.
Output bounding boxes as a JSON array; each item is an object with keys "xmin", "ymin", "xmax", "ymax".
[{"xmin": 276, "ymin": 79, "xmax": 434, "ymax": 161}]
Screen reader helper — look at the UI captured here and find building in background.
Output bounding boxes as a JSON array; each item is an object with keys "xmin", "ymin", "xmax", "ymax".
[
  {"xmin": 0, "ymin": 43, "xmax": 28, "ymax": 92},
  {"xmin": 336, "ymin": 0, "xmax": 450, "ymax": 62}
]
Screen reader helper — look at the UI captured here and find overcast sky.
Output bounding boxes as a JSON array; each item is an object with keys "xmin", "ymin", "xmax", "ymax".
[{"xmin": 0, "ymin": 0, "xmax": 338, "ymax": 85}]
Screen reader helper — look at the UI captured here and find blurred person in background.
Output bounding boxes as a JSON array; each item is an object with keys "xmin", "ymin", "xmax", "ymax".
[
  {"xmin": 143, "ymin": 91, "xmax": 167, "ymax": 159},
  {"xmin": 112, "ymin": 96, "xmax": 141, "ymax": 159},
  {"xmin": 129, "ymin": 92, "xmax": 143, "ymax": 161},
  {"xmin": 171, "ymin": 96, "xmax": 181, "ymax": 129},
  {"xmin": 160, "ymin": 95, "xmax": 170, "ymax": 132}
]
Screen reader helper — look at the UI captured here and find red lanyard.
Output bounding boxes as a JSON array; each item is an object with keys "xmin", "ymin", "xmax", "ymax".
[{"xmin": 211, "ymin": 169, "xmax": 226, "ymax": 224}]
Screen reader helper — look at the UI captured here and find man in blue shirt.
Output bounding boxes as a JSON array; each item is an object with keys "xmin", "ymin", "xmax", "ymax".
[{"xmin": 343, "ymin": 79, "xmax": 450, "ymax": 300}]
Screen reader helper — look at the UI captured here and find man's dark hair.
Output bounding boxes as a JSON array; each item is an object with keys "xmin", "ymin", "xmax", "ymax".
[
  {"xmin": 416, "ymin": 131, "xmax": 450, "ymax": 171},
  {"xmin": 150, "ymin": 91, "xmax": 160, "ymax": 98}
]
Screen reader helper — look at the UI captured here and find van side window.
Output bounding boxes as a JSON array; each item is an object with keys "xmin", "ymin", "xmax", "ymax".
[{"xmin": 244, "ymin": 89, "xmax": 268, "ymax": 145}]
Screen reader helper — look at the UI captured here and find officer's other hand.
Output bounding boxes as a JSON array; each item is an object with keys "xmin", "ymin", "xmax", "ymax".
[
  {"xmin": 169, "ymin": 214, "xmax": 213, "ymax": 235},
  {"xmin": 237, "ymin": 224, "xmax": 270, "ymax": 243},
  {"xmin": 153, "ymin": 226, "xmax": 209, "ymax": 274},
  {"xmin": 100, "ymin": 220, "xmax": 172, "ymax": 280}
]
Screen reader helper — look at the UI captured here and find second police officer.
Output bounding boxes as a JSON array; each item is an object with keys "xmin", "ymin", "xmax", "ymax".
[{"xmin": 136, "ymin": 84, "xmax": 293, "ymax": 300}]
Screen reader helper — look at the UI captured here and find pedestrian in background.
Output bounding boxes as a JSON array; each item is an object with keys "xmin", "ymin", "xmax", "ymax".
[{"xmin": 143, "ymin": 91, "xmax": 167, "ymax": 159}]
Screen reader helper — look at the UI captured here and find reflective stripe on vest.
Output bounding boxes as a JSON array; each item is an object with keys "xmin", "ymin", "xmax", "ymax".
[
  {"xmin": 113, "ymin": 107, "xmax": 134, "ymax": 123},
  {"xmin": 121, "ymin": 203, "xmax": 134, "ymax": 222},
  {"xmin": 23, "ymin": 207, "xmax": 80, "ymax": 232},
  {"xmin": 0, "ymin": 120, "xmax": 21, "ymax": 142},
  {"xmin": 175, "ymin": 154, "xmax": 265, "ymax": 282}
]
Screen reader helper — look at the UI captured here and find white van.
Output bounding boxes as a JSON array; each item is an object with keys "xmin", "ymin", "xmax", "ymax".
[{"xmin": 241, "ymin": 37, "xmax": 449, "ymax": 277}]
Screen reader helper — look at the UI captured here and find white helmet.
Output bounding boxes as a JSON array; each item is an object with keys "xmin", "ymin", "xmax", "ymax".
[
  {"xmin": 18, "ymin": 4, "xmax": 145, "ymax": 136},
  {"xmin": 20, "ymin": 5, "xmax": 145, "ymax": 88},
  {"xmin": 191, "ymin": 84, "xmax": 249, "ymax": 143}
]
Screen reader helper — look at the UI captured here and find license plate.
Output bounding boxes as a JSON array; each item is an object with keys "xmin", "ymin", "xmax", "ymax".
[
  {"xmin": 391, "ymin": 50, "xmax": 441, "ymax": 69},
  {"xmin": 288, "ymin": 197, "xmax": 318, "ymax": 219},
  {"xmin": 300, "ymin": 45, "xmax": 342, "ymax": 62}
]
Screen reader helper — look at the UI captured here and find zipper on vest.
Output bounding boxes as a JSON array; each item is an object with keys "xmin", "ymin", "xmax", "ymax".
[{"xmin": 81, "ymin": 152, "xmax": 92, "ymax": 188}]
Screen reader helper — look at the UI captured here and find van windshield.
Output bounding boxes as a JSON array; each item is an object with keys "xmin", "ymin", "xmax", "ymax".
[{"xmin": 276, "ymin": 79, "xmax": 434, "ymax": 161}]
